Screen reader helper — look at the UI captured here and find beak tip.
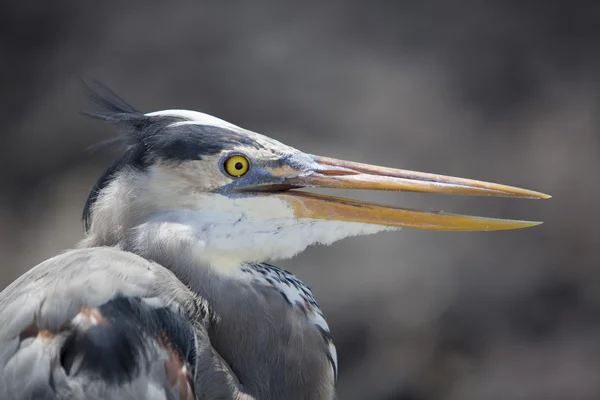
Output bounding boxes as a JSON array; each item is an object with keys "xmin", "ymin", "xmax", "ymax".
[
  {"xmin": 521, "ymin": 189, "xmax": 551, "ymax": 200},
  {"xmin": 510, "ymin": 220, "xmax": 544, "ymax": 230},
  {"xmin": 528, "ymin": 220, "xmax": 544, "ymax": 227},
  {"xmin": 502, "ymin": 188, "xmax": 551, "ymax": 200}
]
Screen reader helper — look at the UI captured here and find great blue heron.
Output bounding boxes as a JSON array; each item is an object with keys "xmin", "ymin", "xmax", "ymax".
[{"xmin": 0, "ymin": 84, "xmax": 549, "ymax": 399}]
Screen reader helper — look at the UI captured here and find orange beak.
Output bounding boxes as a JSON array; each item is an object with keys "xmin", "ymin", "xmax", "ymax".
[{"xmin": 265, "ymin": 155, "xmax": 549, "ymax": 231}]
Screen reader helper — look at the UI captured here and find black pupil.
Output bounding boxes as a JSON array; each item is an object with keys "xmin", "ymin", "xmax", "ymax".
[{"xmin": 234, "ymin": 162, "xmax": 244, "ymax": 170}]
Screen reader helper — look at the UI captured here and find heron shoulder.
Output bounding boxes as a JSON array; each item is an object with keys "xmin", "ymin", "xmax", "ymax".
[
  {"xmin": 0, "ymin": 247, "xmax": 243, "ymax": 399},
  {"xmin": 241, "ymin": 263, "xmax": 338, "ymax": 381}
]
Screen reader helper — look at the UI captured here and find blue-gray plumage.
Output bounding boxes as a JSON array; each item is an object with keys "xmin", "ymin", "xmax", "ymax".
[
  {"xmin": 0, "ymin": 248, "xmax": 239, "ymax": 400},
  {"xmin": 0, "ymin": 83, "xmax": 548, "ymax": 399}
]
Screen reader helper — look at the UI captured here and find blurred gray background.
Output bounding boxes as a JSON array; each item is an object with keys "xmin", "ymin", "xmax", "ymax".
[{"xmin": 0, "ymin": 1, "xmax": 597, "ymax": 399}]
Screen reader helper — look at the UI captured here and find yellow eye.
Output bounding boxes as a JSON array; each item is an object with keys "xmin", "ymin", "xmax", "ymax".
[{"xmin": 224, "ymin": 154, "xmax": 250, "ymax": 177}]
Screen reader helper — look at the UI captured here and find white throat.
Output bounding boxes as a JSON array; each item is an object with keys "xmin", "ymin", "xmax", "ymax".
[
  {"xmin": 124, "ymin": 194, "xmax": 392, "ymax": 275},
  {"xmin": 81, "ymin": 169, "xmax": 395, "ymax": 278}
]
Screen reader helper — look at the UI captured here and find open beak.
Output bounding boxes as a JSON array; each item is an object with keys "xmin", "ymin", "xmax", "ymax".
[{"xmin": 267, "ymin": 154, "xmax": 550, "ymax": 231}]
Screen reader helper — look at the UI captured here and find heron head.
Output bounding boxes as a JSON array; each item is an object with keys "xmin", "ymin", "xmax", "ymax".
[{"xmin": 82, "ymin": 84, "xmax": 549, "ymax": 270}]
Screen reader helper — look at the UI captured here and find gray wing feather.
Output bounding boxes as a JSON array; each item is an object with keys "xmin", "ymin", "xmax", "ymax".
[{"xmin": 0, "ymin": 247, "xmax": 246, "ymax": 400}]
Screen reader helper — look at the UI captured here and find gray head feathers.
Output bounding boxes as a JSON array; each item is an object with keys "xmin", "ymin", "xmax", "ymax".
[{"xmin": 81, "ymin": 82, "xmax": 261, "ymax": 231}]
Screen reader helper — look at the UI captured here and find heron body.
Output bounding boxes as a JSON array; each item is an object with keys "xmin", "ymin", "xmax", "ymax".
[{"xmin": 0, "ymin": 84, "xmax": 549, "ymax": 399}]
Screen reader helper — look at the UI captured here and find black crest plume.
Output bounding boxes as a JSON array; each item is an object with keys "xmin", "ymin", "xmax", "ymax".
[
  {"xmin": 83, "ymin": 80, "xmax": 164, "ymax": 142},
  {"xmin": 80, "ymin": 81, "xmax": 259, "ymax": 232},
  {"xmin": 81, "ymin": 81, "xmax": 179, "ymax": 231}
]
